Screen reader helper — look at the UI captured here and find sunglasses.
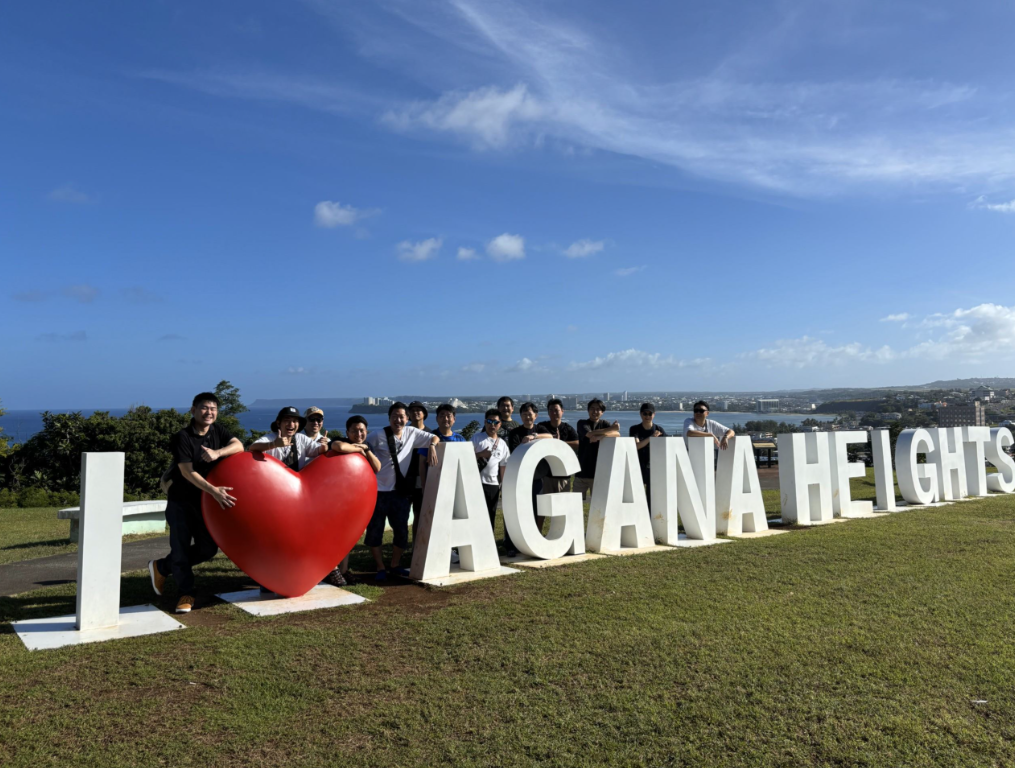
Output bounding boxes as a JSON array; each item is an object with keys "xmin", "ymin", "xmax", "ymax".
[
  {"xmin": 307, "ymin": 416, "xmax": 324, "ymax": 423},
  {"xmin": 486, "ymin": 419, "xmax": 501, "ymax": 425},
  {"xmin": 694, "ymin": 408, "xmax": 708, "ymax": 414}
]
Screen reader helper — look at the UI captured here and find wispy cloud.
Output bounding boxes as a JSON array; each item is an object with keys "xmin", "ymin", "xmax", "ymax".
[
  {"xmin": 123, "ymin": 287, "xmax": 163, "ymax": 304},
  {"xmin": 563, "ymin": 239, "xmax": 604, "ymax": 258},
  {"xmin": 615, "ymin": 266, "xmax": 646, "ymax": 277},
  {"xmin": 487, "ymin": 232, "xmax": 525, "ymax": 261},
  {"xmin": 61, "ymin": 285, "xmax": 100, "ymax": 304},
  {"xmin": 457, "ymin": 246, "xmax": 479, "ymax": 260},
  {"xmin": 461, "ymin": 362, "xmax": 486, "ymax": 373},
  {"xmin": 397, "ymin": 236, "xmax": 443, "ymax": 262},
  {"xmin": 37, "ymin": 331, "xmax": 88, "ymax": 343},
  {"xmin": 880, "ymin": 313, "xmax": 909, "ymax": 322},
  {"xmin": 314, "ymin": 200, "xmax": 379, "ymax": 228},
  {"xmin": 743, "ymin": 336, "xmax": 895, "ymax": 368},
  {"xmin": 48, "ymin": 183, "xmax": 93, "ymax": 204},
  {"xmin": 569, "ymin": 349, "xmax": 710, "ymax": 371},
  {"xmin": 970, "ymin": 195, "xmax": 1015, "ymax": 213},
  {"xmin": 506, "ymin": 357, "xmax": 543, "ymax": 373}
]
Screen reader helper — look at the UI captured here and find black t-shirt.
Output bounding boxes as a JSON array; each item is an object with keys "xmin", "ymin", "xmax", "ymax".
[
  {"xmin": 629, "ymin": 423, "xmax": 667, "ymax": 477},
  {"xmin": 508, "ymin": 424, "xmax": 552, "ymax": 478},
  {"xmin": 577, "ymin": 418, "xmax": 614, "ymax": 478},
  {"xmin": 169, "ymin": 421, "xmax": 235, "ymax": 506},
  {"xmin": 498, "ymin": 418, "xmax": 520, "ymax": 444},
  {"xmin": 536, "ymin": 420, "xmax": 579, "ymax": 479}
]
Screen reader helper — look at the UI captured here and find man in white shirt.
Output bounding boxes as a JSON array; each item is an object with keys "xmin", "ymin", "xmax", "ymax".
[
  {"xmin": 301, "ymin": 406, "xmax": 330, "ymax": 466},
  {"xmin": 682, "ymin": 400, "xmax": 735, "ymax": 451},
  {"xmin": 473, "ymin": 408, "xmax": 512, "ymax": 555},
  {"xmin": 364, "ymin": 401, "xmax": 440, "ymax": 580},
  {"xmin": 249, "ymin": 406, "xmax": 328, "ymax": 471}
]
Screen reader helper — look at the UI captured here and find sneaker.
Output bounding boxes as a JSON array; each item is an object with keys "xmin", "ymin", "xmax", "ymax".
[
  {"xmin": 148, "ymin": 559, "xmax": 166, "ymax": 596},
  {"xmin": 322, "ymin": 568, "xmax": 347, "ymax": 588},
  {"xmin": 505, "ymin": 548, "xmax": 518, "ymax": 559},
  {"xmin": 450, "ymin": 548, "xmax": 460, "ymax": 565},
  {"xmin": 175, "ymin": 595, "xmax": 195, "ymax": 614},
  {"xmin": 375, "ymin": 569, "xmax": 388, "ymax": 582},
  {"xmin": 392, "ymin": 567, "xmax": 411, "ymax": 578},
  {"xmin": 342, "ymin": 571, "xmax": 361, "ymax": 586}
]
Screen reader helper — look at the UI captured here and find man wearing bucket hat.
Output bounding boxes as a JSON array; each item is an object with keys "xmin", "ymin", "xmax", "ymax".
[{"xmin": 249, "ymin": 406, "xmax": 327, "ymax": 471}]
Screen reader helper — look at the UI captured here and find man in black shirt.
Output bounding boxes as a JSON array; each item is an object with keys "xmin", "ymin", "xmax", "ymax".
[
  {"xmin": 574, "ymin": 398, "xmax": 621, "ymax": 502},
  {"xmin": 537, "ymin": 398, "xmax": 580, "ymax": 495},
  {"xmin": 406, "ymin": 401, "xmax": 429, "ymax": 547},
  {"xmin": 149, "ymin": 392, "xmax": 244, "ymax": 614},
  {"xmin": 629, "ymin": 402, "xmax": 666, "ymax": 500},
  {"xmin": 508, "ymin": 402, "xmax": 553, "ymax": 536},
  {"xmin": 496, "ymin": 396, "xmax": 519, "ymax": 442}
]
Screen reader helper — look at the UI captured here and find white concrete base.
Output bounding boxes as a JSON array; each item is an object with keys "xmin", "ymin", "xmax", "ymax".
[
  {"xmin": 418, "ymin": 565, "xmax": 520, "ymax": 587},
  {"xmin": 502, "ymin": 553, "xmax": 608, "ymax": 569},
  {"xmin": 217, "ymin": 585, "xmax": 367, "ymax": 616},
  {"xmin": 670, "ymin": 535, "xmax": 734, "ymax": 548},
  {"xmin": 895, "ymin": 500, "xmax": 955, "ymax": 509},
  {"xmin": 724, "ymin": 529, "xmax": 790, "ymax": 539},
  {"xmin": 13, "ymin": 604, "xmax": 184, "ymax": 651},
  {"xmin": 596, "ymin": 544, "xmax": 675, "ymax": 557}
]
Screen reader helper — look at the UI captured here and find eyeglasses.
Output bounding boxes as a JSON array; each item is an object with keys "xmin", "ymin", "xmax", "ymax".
[
  {"xmin": 694, "ymin": 408, "xmax": 708, "ymax": 414},
  {"xmin": 486, "ymin": 419, "xmax": 501, "ymax": 425},
  {"xmin": 307, "ymin": 416, "xmax": 323, "ymax": 423}
]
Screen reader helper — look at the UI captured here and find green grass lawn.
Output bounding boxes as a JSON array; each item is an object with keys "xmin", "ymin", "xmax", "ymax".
[{"xmin": 2, "ymin": 472, "xmax": 1014, "ymax": 766}]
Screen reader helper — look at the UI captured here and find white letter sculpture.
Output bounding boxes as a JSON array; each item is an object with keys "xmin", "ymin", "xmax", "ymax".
[
  {"xmin": 829, "ymin": 431, "xmax": 874, "ymax": 518},
  {"xmin": 13, "ymin": 452, "xmax": 184, "ymax": 651},
  {"xmin": 502, "ymin": 440, "xmax": 585, "ymax": 560},
  {"xmin": 778, "ymin": 432, "xmax": 833, "ymax": 525},
  {"xmin": 961, "ymin": 426, "xmax": 991, "ymax": 497},
  {"xmin": 986, "ymin": 427, "xmax": 1015, "ymax": 493},
  {"xmin": 871, "ymin": 429, "xmax": 898, "ymax": 511},
  {"xmin": 409, "ymin": 442, "xmax": 506, "ymax": 583},
  {"xmin": 929, "ymin": 427, "xmax": 967, "ymax": 501},
  {"xmin": 715, "ymin": 436, "xmax": 769, "ymax": 534},
  {"xmin": 649, "ymin": 436, "xmax": 718, "ymax": 545},
  {"xmin": 896, "ymin": 429, "xmax": 940, "ymax": 506},
  {"xmin": 587, "ymin": 438, "xmax": 655, "ymax": 552}
]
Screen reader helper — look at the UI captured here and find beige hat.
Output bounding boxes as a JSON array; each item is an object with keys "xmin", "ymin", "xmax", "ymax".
[{"xmin": 304, "ymin": 406, "xmax": 324, "ymax": 418}]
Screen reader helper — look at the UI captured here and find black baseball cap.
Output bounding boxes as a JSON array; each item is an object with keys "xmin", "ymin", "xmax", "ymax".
[
  {"xmin": 407, "ymin": 401, "xmax": 429, "ymax": 419},
  {"xmin": 640, "ymin": 402, "xmax": 655, "ymax": 414},
  {"xmin": 271, "ymin": 406, "xmax": 306, "ymax": 433}
]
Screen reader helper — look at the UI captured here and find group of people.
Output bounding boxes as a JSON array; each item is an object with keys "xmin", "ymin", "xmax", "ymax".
[{"xmin": 148, "ymin": 390, "xmax": 734, "ymax": 614}]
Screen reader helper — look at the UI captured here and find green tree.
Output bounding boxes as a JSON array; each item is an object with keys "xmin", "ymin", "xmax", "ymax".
[
  {"xmin": 213, "ymin": 380, "xmax": 248, "ymax": 442},
  {"xmin": 0, "ymin": 398, "xmax": 8, "ymax": 457},
  {"xmin": 214, "ymin": 380, "xmax": 247, "ymax": 417},
  {"xmin": 460, "ymin": 420, "xmax": 481, "ymax": 440}
]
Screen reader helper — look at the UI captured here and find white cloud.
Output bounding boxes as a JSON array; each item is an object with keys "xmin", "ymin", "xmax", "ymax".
[
  {"xmin": 743, "ymin": 336, "xmax": 896, "ymax": 368},
  {"xmin": 486, "ymin": 233, "xmax": 525, "ymax": 261},
  {"xmin": 396, "ymin": 237, "xmax": 443, "ymax": 262},
  {"xmin": 507, "ymin": 357, "xmax": 539, "ymax": 372},
  {"xmin": 615, "ymin": 266, "xmax": 646, "ymax": 277},
  {"xmin": 563, "ymin": 239, "xmax": 604, "ymax": 258},
  {"xmin": 457, "ymin": 247, "xmax": 479, "ymax": 260},
  {"xmin": 462, "ymin": 362, "xmax": 486, "ymax": 373},
  {"xmin": 971, "ymin": 195, "xmax": 1015, "ymax": 213},
  {"xmin": 383, "ymin": 83, "xmax": 544, "ymax": 149},
  {"xmin": 902, "ymin": 303, "xmax": 1015, "ymax": 361},
  {"xmin": 880, "ymin": 313, "xmax": 909, "ymax": 322},
  {"xmin": 314, "ymin": 200, "xmax": 378, "ymax": 227},
  {"xmin": 568, "ymin": 349, "xmax": 709, "ymax": 371},
  {"xmin": 48, "ymin": 183, "xmax": 92, "ymax": 204}
]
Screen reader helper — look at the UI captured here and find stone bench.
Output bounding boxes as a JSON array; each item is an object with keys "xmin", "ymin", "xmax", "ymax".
[{"xmin": 58, "ymin": 500, "xmax": 168, "ymax": 543}]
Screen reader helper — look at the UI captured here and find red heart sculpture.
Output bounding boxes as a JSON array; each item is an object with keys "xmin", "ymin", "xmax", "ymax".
[{"xmin": 201, "ymin": 452, "xmax": 377, "ymax": 597}]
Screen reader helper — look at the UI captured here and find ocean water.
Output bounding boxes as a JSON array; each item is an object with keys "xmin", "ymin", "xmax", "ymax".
[{"xmin": 0, "ymin": 406, "xmax": 825, "ymax": 444}]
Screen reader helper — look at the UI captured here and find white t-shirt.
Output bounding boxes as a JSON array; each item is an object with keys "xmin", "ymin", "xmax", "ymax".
[
  {"xmin": 682, "ymin": 417, "xmax": 731, "ymax": 446},
  {"xmin": 251, "ymin": 432, "xmax": 324, "ymax": 471},
  {"xmin": 472, "ymin": 432, "xmax": 510, "ymax": 485},
  {"xmin": 366, "ymin": 426, "xmax": 435, "ymax": 492}
]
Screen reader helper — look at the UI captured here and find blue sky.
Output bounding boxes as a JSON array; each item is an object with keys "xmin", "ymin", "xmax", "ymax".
[{"xmin": 3, "ymin": 0, "xmax": 1015, "ymax": 409}]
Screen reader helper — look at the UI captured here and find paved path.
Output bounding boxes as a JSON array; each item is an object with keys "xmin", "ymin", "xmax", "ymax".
[{"xmin": 0, "ymin": 536, "xmax": 169, "ymax": 597}]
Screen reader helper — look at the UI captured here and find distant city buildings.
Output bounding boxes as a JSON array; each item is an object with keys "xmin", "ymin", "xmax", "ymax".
[
  {"xmin": 937, "ymin": 400, "xmax": 986, "ymax": 427},
  {"xmin": 757, "ymin": 398, "xmax": 779, "ymax": 413}
]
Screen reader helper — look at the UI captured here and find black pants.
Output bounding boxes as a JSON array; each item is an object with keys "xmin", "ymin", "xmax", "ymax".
[
  {"xmin": 156, "ymin": 498, "xmax": 218, "ymax": 596},
  {"xmin": 482, "ymin": 482, "xmax": 515, "ymax": 551},
  {"xmin": 410, "ymin": 488, "xmax": 425, "ymax": 544}
]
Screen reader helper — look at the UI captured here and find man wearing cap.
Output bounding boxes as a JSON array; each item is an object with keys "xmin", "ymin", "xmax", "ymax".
[
  {"xmin": 365, "ymin": 401, "xmax": 440, "ymax": 580},
  {"xmin": 249, "ymin": 406, "xmax": 328, "ymax": 471},
  {"xmin": 148, "ymin": 391, "xmax": 244, "ymax": 615},
  {"xmin": 302, "ymin": 406, "xmax": 330, "ymax": 464}
]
